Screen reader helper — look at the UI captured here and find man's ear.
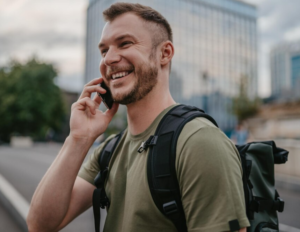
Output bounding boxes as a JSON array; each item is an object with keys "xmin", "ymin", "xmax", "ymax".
[{"xmin": 160, "ymin": 41, "xmax": 174, "ymax": 67}]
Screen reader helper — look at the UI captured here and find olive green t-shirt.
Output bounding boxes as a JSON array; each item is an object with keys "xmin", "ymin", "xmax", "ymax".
[{"xmin": 78, "ymin": 104, "xmax": 250, "ymax": 232}]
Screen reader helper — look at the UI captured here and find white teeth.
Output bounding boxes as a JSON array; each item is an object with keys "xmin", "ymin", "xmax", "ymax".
[{"xmin": 111, "ymin": 71, "xmax": 130, "ymax": 79}]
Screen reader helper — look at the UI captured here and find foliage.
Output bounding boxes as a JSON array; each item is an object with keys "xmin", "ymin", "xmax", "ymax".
[
  {"xmin": 231, "ymin": 75, "xmax": 261, "ymax": 123},
  {"xmin": 0, "ymin": 58, "xmax": 65, "ymax": 142}
]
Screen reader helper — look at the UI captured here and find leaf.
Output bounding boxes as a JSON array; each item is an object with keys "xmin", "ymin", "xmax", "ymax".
[{"xmin": 0, "ymin": 58, "xmax": 66, "ymax": 142}]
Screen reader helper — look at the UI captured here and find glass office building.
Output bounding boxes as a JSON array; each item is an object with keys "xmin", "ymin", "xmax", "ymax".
[
  {"xmin": 270, "ymin": 40, "xmax": 300, "ymax": 99},
  {"xmin": 85, "ymin": 0, "xmax": 258, "ymax": 132}
]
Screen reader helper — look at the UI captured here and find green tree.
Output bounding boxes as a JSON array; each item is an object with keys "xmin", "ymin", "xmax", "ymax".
[
  {"xmin": 232, "ymin": 75, "xmax": 260, "ymax": 123},
  {"xmin": 0, "ymin": 58, "xmax": 65, "ymax": 142}
]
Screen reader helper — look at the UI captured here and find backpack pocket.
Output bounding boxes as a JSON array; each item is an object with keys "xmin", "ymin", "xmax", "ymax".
[{"xmin": 255, "ymin": 222, "xmax": 279, "ymax": 232}]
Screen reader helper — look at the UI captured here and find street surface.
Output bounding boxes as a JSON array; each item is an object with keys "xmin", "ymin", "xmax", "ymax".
[
  {"xmin": 0, "ymin": 143, "xmax": 299, "ymax": 231},
  {"xmin": 0, "ymin": 199, "xmax": 23, "ymax": 232},
  {"xmin": 0, "ymin": 143, "xmax": 106, "ymax": 232}
]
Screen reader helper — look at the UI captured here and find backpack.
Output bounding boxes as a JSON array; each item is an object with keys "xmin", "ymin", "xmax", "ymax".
[{"xmin": 92, "ymin": 104, "xmax": 289, "ymax": 232}]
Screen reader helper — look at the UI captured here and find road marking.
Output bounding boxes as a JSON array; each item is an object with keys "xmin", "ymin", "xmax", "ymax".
[{"xmin": 0, "ymin": 173, "xmax": 29, "ymax": 220}]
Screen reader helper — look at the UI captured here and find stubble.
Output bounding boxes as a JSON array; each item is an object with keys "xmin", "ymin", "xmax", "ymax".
[{"xmin": 112, "ymin": 55, "xmax": 158, "ymax": 105}]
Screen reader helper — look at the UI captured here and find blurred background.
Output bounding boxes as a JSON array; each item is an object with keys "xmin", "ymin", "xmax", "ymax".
[{"xmin": 0, "ymin": 0, "xmax": 300, "ymax": 231}]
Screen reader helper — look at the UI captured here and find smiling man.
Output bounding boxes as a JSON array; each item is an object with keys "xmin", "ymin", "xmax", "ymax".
[{"xmin": 27, "ymin": 3, "xmax": 249, "ymax": 232}]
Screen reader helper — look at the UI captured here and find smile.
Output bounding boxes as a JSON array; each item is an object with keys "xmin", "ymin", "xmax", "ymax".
[{"xmin": 111, "ymin": 71, "xmax": 133, "ymax": 80}]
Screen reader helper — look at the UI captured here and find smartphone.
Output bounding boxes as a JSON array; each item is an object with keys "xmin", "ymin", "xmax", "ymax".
[{"xmin": 98, "ymin": 81, "xmax": 114, "ymax": 109}]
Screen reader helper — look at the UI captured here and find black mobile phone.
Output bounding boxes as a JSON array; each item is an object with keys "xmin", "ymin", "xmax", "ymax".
[{"xmin": 98, "ymin": 81, "xmax": 114, "ymax": 109}]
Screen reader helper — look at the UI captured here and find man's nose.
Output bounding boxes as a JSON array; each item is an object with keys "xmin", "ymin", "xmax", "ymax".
[{"xmin": 104, "ymin": 47, "xmax": 121, "ymax": 66}]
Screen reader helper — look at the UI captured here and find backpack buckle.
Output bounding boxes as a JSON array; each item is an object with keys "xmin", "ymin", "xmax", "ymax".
[
  {"xmin": 138, "ymin": 141, "xmax": 147, "ymax": 153},
  {"xmin": 137, "ymin": 136, "xmax": 158, "ymax": 153},
  {"xmin": 275, "ymin": 197, "xmax": 284, "ymax": 212},
  {"xmin": 163, "ymin": 201, "xmax": 178, "ymax": 215}
]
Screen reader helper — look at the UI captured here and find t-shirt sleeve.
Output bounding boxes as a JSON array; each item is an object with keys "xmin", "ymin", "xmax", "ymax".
[
  {"xmin": 78, "ymin": 134, "xmax": 116, "ymax": 185},
  {"xmin": 176, "ymin": 119, "xmax": 250, "ymax": 231}
]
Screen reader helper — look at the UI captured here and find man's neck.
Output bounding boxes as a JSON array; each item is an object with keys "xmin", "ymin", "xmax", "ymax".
[{"xmin": 126, "ymin": 88, "xmax": 175, "ymax": 135}]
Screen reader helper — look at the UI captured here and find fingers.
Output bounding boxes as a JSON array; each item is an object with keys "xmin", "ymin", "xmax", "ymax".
[
  {"xmin": 79, "ymin": 77, "xmax": 107, "ymax": 99},
  {"xmin": 76, "ymin": 97, "xmax": 99, "ymax": 115},
  {"xmin": 79, "ymin": 85, "xmax": 106, "ymax": 100},
  {"xmin": 93, "ymin": 91, "xmax": 103, "ymax": 105},
  {"xmin": 85, "ymin": 77, "xmax": 103, "ymax": 87}
]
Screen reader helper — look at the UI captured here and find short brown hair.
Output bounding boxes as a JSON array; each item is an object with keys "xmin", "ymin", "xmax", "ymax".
[{"xmin": 103, "ymin": 3, "xmax": 173, "ymax": 48}]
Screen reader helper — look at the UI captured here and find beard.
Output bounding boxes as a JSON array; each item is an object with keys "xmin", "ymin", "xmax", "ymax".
[{"xmin": 108, "ymin": 58, "xmax": 158, "ymax": 105}]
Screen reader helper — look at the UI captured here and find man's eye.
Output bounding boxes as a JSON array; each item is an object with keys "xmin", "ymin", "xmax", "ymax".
[
  {"xmin": 101, "ymin": 50, "xmax": 108, "ymax": 56},
  {"xmin": 121, "ymin": 41, "xmax": 132, "ymax": 47}
]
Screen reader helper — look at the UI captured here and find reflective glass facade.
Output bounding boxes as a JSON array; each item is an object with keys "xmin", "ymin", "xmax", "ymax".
[
  {"xmin": 85, "ymin": 0, "xmax": 258, "ymax": 132},
  {"xmin": 291, "ymin": 55, "xmax": 300, "ymax": 88},
  {"xmin": 270, "ymin": 41, "xmax": 300, "ymax": 98}
]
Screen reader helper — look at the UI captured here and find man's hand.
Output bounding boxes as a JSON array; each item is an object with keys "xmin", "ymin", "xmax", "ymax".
[
  {"xmin": 27, "ymin": 77, "xmax": 118, "ymax": 231},
  {"xmin": 70, "ymin": 77, "xmax": 119, "ymax": 141}
]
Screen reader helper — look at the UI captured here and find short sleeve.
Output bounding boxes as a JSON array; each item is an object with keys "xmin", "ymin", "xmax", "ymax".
[
  {"xmin": 176, "ymin": 118, "xmax": 250, "ymax": 231},
  {"xmin": 78, "ymin": 134, "xmax": 116, "ymax": 185}
]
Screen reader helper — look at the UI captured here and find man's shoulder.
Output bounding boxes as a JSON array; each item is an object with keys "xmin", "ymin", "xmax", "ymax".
[
  {"xmin": 175, "ymin": 115, "xmax": 242, "ymax": 181},
  {"xmin": 187, "ymin": 116, "xmax": 217, "ymax": 128},
  {"xmin": 77, "ymin": 133, "xmax": 122, "ymax": 185},
  {"xmin": 87, "ymin": 133, "xmax": 119, "ymax": 165},
  {"xmin": 178, "ymin": 116, "xmax": 222, "ymax": 142},
  {"xmin": 176, "ymin": 116, "xmax": 237, "ymax": 161}
]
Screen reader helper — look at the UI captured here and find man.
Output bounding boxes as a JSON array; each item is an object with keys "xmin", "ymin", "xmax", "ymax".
[{"xmin": 27, "ymin": 3, "xmax": 249, "ymax": 232}]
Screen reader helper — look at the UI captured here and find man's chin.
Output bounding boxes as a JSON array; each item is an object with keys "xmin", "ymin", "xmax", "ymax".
[
  {"xmin": 113, "ymin": 97, "xmax": 135, "ymax": 105},
  {"xmin": 112, "ymin": 91, "xmax": 137, "ymax": 105}
]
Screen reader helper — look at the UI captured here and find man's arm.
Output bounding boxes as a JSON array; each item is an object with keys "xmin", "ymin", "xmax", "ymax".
[
  {"xmin": 27, "ymin": 77, "xmax": 119, "ymax": 231},
  {"xmin": 27, "ymin": 137, "xmax": 93, "ymax": 232},
  {"xmin": 56, "ymin": 176, "xmax": 95, "ymax": 230},
  {"xmin": 176, "ymin": 119, "xmax": 250, "ymax": 231}
]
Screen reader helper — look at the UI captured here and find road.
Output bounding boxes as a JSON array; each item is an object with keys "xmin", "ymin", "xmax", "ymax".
[
  {"xmin": 0, "ymin": 143, "xmax": 299, "ymax": 231},
  {"xmin": 0, "ymin": 143, "xmax": 106, "ymax": 232}
]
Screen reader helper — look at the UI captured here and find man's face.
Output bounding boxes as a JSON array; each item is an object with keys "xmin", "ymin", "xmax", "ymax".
[{"xmin": 99, "ymin": 13, "xmax": 158, "ymax": 104}]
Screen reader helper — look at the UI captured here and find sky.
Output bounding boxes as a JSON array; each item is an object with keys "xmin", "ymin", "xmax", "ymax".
[
  {"xmin": 1, "ymin": 0, "xmax": 300, "ymax": 97},
  {"xmin": 0, "ymin": 0, "xmax": 87, "ymax": 92}
]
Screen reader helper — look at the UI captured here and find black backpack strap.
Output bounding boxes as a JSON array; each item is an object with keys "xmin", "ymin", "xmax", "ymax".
[
  {"xmin": 93, "ymin": 131, "xmax": 124, "ymax": 232},
  {"xmin": 235, "ymin": 143, "xmax": 255, "ymax": 220},
  {"xmin": 147, "ymin": 104, "xmax": 218, "ymax": 232}
]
